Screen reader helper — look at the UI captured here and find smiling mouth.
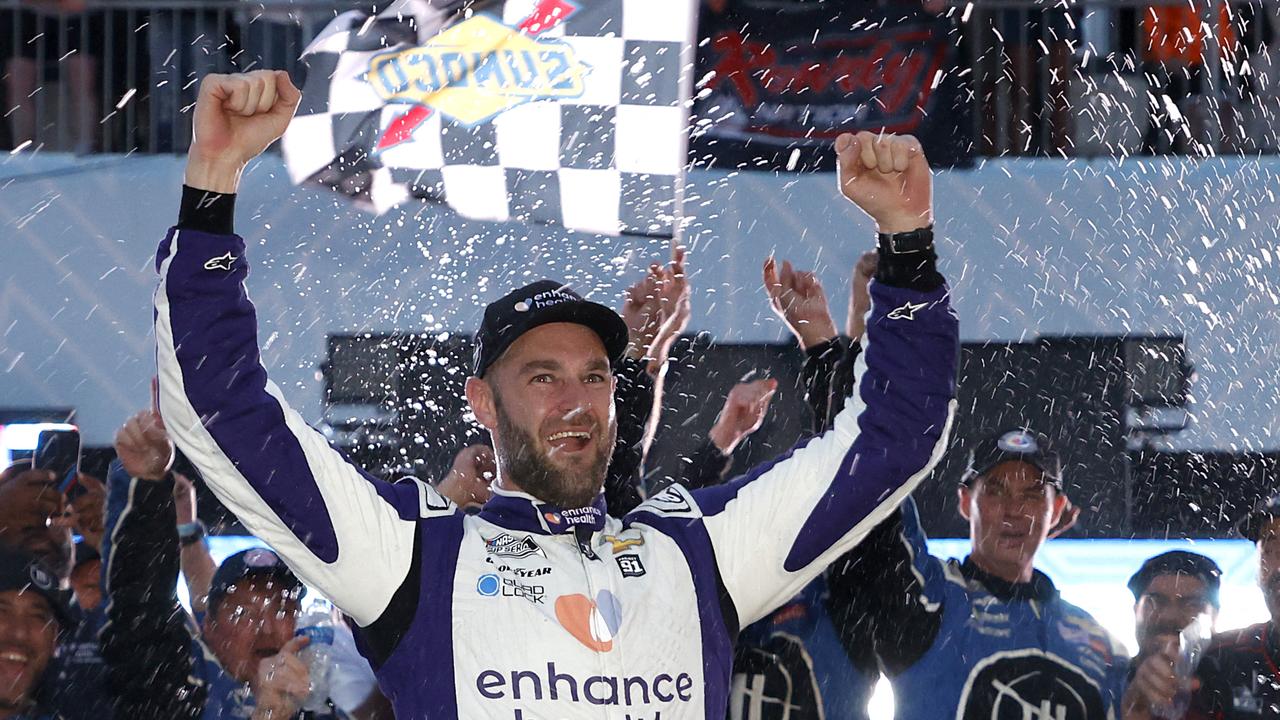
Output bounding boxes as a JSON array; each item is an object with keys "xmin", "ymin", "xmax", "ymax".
[
  {"xmin": 546, "ymin": 430, "xmax": 592, "ymax": 451},
  {"xmin": 0, "ymin": 650, "xmax": 30, "ymax": 665}
]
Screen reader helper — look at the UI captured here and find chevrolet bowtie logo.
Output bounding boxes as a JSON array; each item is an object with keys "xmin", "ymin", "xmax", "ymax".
[
  {"xmin": 887, "ymin": 300, "xmax": 927, "ymax": 321},
  {"xmin": 203, "ymin": 252, "xmax": 237, "ymax": 272}
]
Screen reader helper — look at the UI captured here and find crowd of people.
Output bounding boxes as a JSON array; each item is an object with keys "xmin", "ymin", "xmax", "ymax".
[
  {"xmin": 4, "ymin": 0, "xmax": 1280, "ymax": 155},
  {"xmin": 2, "ymin": 67, "xmax": 1279, "ymax": 720}
]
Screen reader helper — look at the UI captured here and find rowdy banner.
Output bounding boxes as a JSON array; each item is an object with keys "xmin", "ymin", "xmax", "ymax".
[
  {"xmin": 690, "ymin": 3, "xmax": 972, "ymax": 171},
  {"xmin": 282, "ymin": 0, "xmax": 697, "ymax": 237}
]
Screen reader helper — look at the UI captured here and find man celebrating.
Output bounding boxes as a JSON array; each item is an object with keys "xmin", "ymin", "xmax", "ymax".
[
  {"xmin": 825, "ymin": 428, "xmax": 1130, "ymax": 719},
  {"xmin": 0, "ymin": 546, "xmax": 73, "ymax": 720},
  {"xmin": 153, "ymin": 69, "xmax": 958, "ymax": 718}
]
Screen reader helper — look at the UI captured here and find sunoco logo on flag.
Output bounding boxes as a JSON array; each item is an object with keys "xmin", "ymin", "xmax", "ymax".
[
  {"xmin": 282, "ymin": 0, "xmax": 696, "ymax": 237},
  {"xmin": 367, "ymin": 15, "xmax": 590, "ymax": 125}
]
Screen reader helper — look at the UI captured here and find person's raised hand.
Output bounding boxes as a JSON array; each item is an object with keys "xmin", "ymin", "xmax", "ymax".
[
  {"xmin": 250, "ymin": 635, "xmax": 311, "ymax": 720},
  {"xmin": 113, "ymin": 409, "xmax": 174, "ymax": 482},
  {"xmin": 0, "ymin": 465, "xmax": 64, "ymax": 538},
  {"xmin": 437, "ymin": 445, "xmax": 496, "ymax": 510},
  {"xmin": 647, "ymin": 246, "xmax": 691, "ymax": 375},
  {"xmin": 173, "ymin": 472, "xmax": 199, "ymax": 526},
  {"xmin": 835, "ymin": 131, "xmax": 932, "ymax": 234},
  {"xmin": 1122, "ymin": 634, "xmax": 1194, "ymax": 719},
  {"xmin": 846, "ymin": 250, "xmax": 878, "ymax": 341},
  {"xmin": 763, "ymin": 256, "xmax": 837, "ymax": 350},
  {"xmin": 621, "ymin": 270, "xmax": 661, "ymax": 361},
  {"xmin": 187, "ymin": 70, "xmax": 302, "ymax": 194},
  {"xmin": 708, "ymin": 378, "xmax": 779, "ymax": 455}
]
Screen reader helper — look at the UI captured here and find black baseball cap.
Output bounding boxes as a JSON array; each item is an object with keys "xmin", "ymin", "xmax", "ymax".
[
  {"xmin": 207, "ymin": 548, "xmax": 304, "ymax": 614},
  {"xmin": 961, "ymin": 427, "xmax": 1063, "ymax": 487},
  {"xmin": 1237, "ymin": 494, "xmax": 1280, "ymax": 543},
  {"xmin": 472, "ymin": 280, "xmax": 629, "ymax": 377},
  {"xmin": 0, "ymin": 545, "xmax": 74, "ymax": 628},
  {"xmin": 1127, "ymin": 550, "xmax": 1222, "ymax": 608}
]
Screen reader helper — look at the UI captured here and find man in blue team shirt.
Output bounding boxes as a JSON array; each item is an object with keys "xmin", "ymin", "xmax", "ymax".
[{"xmin": 824, "ymin": 428, "xmax": 1134, "ymax": 719}]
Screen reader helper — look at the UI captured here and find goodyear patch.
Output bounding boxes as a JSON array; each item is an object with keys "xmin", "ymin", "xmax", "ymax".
[{"xmin": 367, "ymin": 13, "xmax": 590, "ymax": 126}]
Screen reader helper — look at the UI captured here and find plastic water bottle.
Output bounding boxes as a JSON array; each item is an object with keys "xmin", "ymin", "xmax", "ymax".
[
  {"xmin": 1154, "ymin": 613, "xmax": 1212, "ymax": 719},
  {"xmin": 295, "ymin": 601, "xmax": 336, "ymax": 714}
]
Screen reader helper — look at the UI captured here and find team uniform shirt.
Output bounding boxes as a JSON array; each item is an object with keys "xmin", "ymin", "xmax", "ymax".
[
  {"xmin": 152, "ymin": 190, "xmax": 959, "ymax": 719},
  {"xmin": 1191, "ymin": 621, "xmax": 1280, "ymax": 719},
  {"xmin": 827, "ymin": 500, "xmax": 1130, "ymax": 720},
  {"xmin": 48, "ymin": 604, "xmax": 113, "ymax": 720}
]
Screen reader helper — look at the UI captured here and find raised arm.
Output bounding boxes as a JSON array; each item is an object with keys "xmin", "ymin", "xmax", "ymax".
[
  {"xmin": 100, "ymin": 411, "xmax": 204, "ymax": 719},
  {"xmin": 631, "ymin": 132, "xmax": 957, "ymax": 627},
  {"xmin": 154, "ymin": 71, "xmax": 457, "ymax": 630}
]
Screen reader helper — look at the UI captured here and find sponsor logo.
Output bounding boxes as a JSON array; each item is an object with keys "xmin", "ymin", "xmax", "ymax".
[
  {"xmin": 203, "ymin": 252, "xmax": 237, "ymax": 272},
  {"xmin": 243, "ymin": 548, "xmax": 283, "ymax": 568},
  {"xmin": 485, "ymin": 533, "xmax": 545, "ymax": 559},
  {"xmin": 957, "ymin": 651, "xmax": 1106, "ymax": 720},
  {"xmin": 603, "ymin": 534, "xmax": 644, "ymax": 554},
  {"xmin": 887, "ymin": 300, "xmax": 927, "ymax": 321},
  {"xmin": 475, "ymin": 662, "xmax": 695, "ymax": 709},
  {"xmin": 367, "ymin": 13, "xmax": 590, "ymax": 127},
  {"xmin": 477, "ymin": 573, "xmax": 545, "ymax": 603},
  {"xmin": 489, "ymin": 562, "xmax": 552, "ymax": 578},
  {"xmin": 616, "ymin": 554, "xmax": 646, "ymax": 578},
  {"xmin": 645, "ymin": 486, "xmax": 694, "ymax": 515},
  {"xmin": 555, "ymin": 590, "xmax": 622, "ymax": 651},
  {"xmin": 544, "ymin": 512, "xmax": 561, "ymax": 525},
  {"xmin": 998, "ymin": 430, "xmax": 1039, "ymax": 453},
  {"xmin": 477, "ymin": 573, "xmax": 501, "ymax": 596},
  {"xmin": 27, "ymin": 564, "xmax": 54, "ymax": 591}
]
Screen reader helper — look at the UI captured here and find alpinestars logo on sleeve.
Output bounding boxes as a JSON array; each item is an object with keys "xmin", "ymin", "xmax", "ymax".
[
  {"xmin": 887, "ymin": 300, "xmax": 928, "ymax": 320},
  {"xmin": 203, "ymin": 252, "xmax": 237, "ymax": 272}
]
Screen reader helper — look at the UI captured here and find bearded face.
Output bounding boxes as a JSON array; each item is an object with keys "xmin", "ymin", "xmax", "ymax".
[
  {"xmin": 468, "ymin": 323, "xmax": 618, "ymax": 510},
  {"xmin": 494, "ymin": 392, "xmax": 614, "ymax": 509}
]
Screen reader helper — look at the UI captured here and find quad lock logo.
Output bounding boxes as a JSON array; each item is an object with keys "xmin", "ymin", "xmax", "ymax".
[
  {"xmin": 477, "ymin": 573, "xmax": 545, "ymax": 604},
  {"xmin": 367, "ymin": 13, "xmax": 590, "ymax": 127}
]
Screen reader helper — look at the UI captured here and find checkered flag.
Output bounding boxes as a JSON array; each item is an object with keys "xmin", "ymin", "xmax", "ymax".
[{"xmin": 281, "ymin": 0, "xmax": 696, "ymax": 237}]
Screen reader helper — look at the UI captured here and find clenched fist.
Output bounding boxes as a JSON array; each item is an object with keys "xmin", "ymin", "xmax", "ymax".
[
  {"xmin": 835, "ymin": 131, "xmax": 932, "ymax": 234},
  {"xmin": 186, "ymin": 70, "xmax": 303, "ymax": 194}
]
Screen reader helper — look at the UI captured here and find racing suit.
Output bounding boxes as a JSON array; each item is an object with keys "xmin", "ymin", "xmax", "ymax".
[
  {"xmin": 152, "ymin": 184, "xmax": 959, "ymax": 719},
  {"xmin": 1189, "ymin": 621, "xmax": 1280, "ymax": 719},
  {"xmin": 826, "ymin": 498, "xmax": 1130, "ymax": 719}
]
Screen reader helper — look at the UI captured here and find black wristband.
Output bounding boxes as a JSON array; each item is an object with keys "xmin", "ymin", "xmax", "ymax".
[
  {"xmin": 875, "ymin": 225, "xmax": 943, "ymax": 292},
  {"xmin": 177, "ymin": 185, "xmax": 236, "ymax": 235}
]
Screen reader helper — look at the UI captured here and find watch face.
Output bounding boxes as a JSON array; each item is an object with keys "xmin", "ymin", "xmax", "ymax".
[{"xmin": 957, "ymin": 652, "xmax": 1107, "ymax": 720}]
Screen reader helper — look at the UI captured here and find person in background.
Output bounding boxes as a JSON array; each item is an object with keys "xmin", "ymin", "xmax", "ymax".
[
  {"xmin": 0, "ymin": 466, "xmax": 73, "ymax": 583},
  {"xmin": 101, "ymin": 407, "xmax": 347, "ymax": 719},
  {"xmin": 48, "ymin": 540, "xmax": 113, "ymax": 720},
  {"xmin": 0, "ymin": 544, "xmax": 74, "ymax": 720},
  {"xmin": 2, "ymin": 0, "xmax": 102, "ymax": 152},
  {"xmin": 1128, "ymin": 550, "xmax": 1221, "ymax": 674},
  {"xmin": 1132, "ymin": 495, "xmax": 1280, "ymax": 719}
]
